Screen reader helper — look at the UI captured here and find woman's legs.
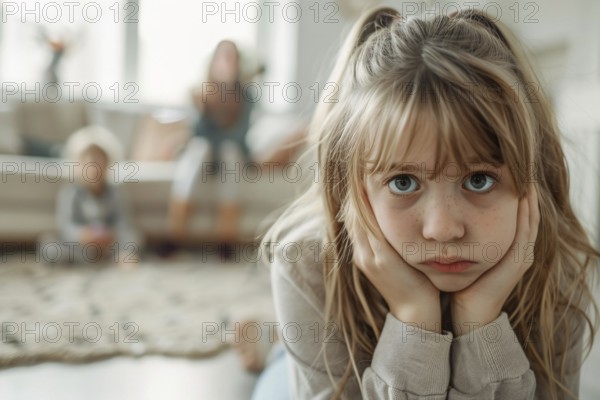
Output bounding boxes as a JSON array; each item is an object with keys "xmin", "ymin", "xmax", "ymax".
[
  {"xmin": 215, "ymin": 139, "xmax": 245, "ymax": 242},
  {"xmin": 168, "ymin": 137, "xmax": 211, "ymax": 241},
  {"xmin": 168, "ymin": 136, "xmax": 246, "ymax": 243}
]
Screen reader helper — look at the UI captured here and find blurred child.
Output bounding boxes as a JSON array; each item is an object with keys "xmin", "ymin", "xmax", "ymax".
[{"xmin": 39, "ymin": 126, "xmax": 143, "ymax": 267}]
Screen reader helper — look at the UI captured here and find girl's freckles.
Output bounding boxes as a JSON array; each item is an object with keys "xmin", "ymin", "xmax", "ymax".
[{"xmin": 408, "ymin": 211, "xmax": 421, "ymax": 224}]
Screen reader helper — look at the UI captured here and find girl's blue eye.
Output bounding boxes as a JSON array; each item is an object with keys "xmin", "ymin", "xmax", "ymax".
[
  {"xmin": 464, "ymin": 173, "xmax": 496, "ymax": 193},
  {"xmin": 388, "ymin": 175, "xmax": 419, "ymax": 195}
]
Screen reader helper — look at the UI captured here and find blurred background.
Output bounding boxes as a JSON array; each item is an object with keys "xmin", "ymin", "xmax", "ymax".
[
  {"xmin": 0, "ymin": 0, "xmax": 599, "ymax": 399},
  {"xmin": 0, "ymin": 0, "xmax": 599, "ymax": 246}
]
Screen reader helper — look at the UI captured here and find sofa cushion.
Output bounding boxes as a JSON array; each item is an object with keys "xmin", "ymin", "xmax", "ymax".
[
  {"xmin": 14, "ymin": 101, "xmax": 89, "ymax": 157},
  {"xmin": 130, "ymin": 110, "xmax": 192, "ymax": 161},
  {"xmin": 0, "ymin": 155, "xmax": 302, "ymax": 241},
  {"xmin": 0, "ymin": 107, "xmax": 22, "ymax": 155}
]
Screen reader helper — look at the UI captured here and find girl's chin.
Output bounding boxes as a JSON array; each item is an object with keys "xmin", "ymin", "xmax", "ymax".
[{"xmin": 427, "ymin": 274, "xmax": 479, "ymax": 293}]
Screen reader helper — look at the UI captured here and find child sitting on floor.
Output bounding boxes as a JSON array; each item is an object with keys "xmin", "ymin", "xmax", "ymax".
[{"xmin": 39, "ymin": 126, "xmax": 144, "ymax": 267}]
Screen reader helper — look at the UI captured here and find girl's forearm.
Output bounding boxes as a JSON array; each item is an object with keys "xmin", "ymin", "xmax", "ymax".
[
  {"xmin": 390, "ymin": 302, "xmax": 442, "ymax": 334},
  {"xmin": 450, "ymin": 303, "xmax": 502, "ymax": 337}
]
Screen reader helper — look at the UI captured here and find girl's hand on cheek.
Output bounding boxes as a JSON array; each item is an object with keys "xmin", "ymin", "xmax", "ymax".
[
  {"xmin": 451, "ymin": 183, "xmax": 540, "ymax": 335},
  {"xmin": 351, "ymin": 222, "xmax": 442, "ymax": 333}
]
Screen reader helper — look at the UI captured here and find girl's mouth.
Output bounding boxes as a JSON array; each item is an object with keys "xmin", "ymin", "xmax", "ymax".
[{"xmin": 423, "ymin": 260, "xmax": 476, "ymax": 273}]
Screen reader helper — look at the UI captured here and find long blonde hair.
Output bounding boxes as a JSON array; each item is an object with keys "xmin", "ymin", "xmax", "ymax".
[{"xmin": 262, "ymin": 7, "xmax": 600, "ymax": 399}]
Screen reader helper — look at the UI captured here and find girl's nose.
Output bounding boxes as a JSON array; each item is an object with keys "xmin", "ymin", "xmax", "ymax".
[{"xmin": 421, "ymin": 194, "xmax": 465, "ymax": 243}]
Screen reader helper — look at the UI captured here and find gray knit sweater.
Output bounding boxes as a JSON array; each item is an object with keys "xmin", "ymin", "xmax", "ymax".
[{"xmin": 266, "ymin": 214, "xmax": 584, "ymax": 399}]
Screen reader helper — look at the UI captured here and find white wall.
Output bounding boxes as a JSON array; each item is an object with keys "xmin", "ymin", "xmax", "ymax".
[
  {"xmin": 519, "ymin": 0, "xmax": 600, "ymax": 245},
  {"xmin": 294, "ymin": 1, "xmax": 352, "ymax": 120},
  {"xmin": 287, "ymin": 0, "xmax": 600, "ymax": 244},
  {"xmin": 261, "ymin": 0, "xmax": 352, "ymax": 119}
]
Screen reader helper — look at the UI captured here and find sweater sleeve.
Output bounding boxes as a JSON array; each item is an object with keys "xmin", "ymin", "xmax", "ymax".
[
  {"xmin": 448, "ymin": 312, "xmax": 536, "ymax": 398},
  {"xmin": 270, "ymin": 251, "xmax": 454, "ymax": 399},
  {"xmin": 362, "ymin": 313, "xmax": 453, "ymax": 399},
  {"xmin": 448, "ymin": 309, "xmax": 586, "ymax": 399}
]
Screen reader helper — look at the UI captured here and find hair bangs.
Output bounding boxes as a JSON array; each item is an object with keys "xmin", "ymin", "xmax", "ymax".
[
  {"xmin": 356, "ymin": 84, "xmax": 422, "ymax": 178},
  {"xmin": 431, "ymin": 78, "xmax": 506, "ymax": 173},
  {"xmin": 354, "ymin": 78, "xmax": 505, "ymax": 181}
]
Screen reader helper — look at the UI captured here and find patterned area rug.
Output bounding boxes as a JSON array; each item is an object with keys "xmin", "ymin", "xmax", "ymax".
[{"xmin": 0, "ymin": 253, "xmax": 276, "ymax": 368}]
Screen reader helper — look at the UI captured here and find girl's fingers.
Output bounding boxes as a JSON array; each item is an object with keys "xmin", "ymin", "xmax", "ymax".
[
  {"xmin": 351, "ymin": 224, "xmax": 374, "ymax": 268},
  {"xmin": 479, "ymin": 184, "xmax": 535, "ymax": 287},
  {"xmin": 528, "ymin": 183, "xmax": 540, "ymax": 245},
  {"xmin": 353, "ymin": 222, "xmax": 403, "ymax": 273},
  {"xmin": 514, "ymin": 187, "xmax": 530, "ymax": 257},
  {"xmin": 503, "ymin": 185, "xmax": 539, "ymax": 288},
  {"xmin": 522, "ymin": 183, "xmax": 540, "ymax": 269},
  {"xmin": 363, "ymin": 223, "xmax": 402, "ymax": 267},
  {"xmin": 514, "ymin": 184, "xmax": 539, "ymax": 268}
]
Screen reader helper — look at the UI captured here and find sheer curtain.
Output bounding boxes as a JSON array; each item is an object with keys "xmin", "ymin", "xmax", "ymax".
[
  {"xmin": 137, "ymin": 0, "xmax": 258, "ymax": 107},
  {"xmin": 0, "ymin": 0, "xmax": 258, "ymax": 107},
  {"xmin": 0, "ymin": 0, "xmax": 125, "ymax": 102}
]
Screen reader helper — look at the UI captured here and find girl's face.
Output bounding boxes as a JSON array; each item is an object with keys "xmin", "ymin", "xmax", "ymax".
[
  {"xmin": 364, "ymin": 123, "xmax": 520, "ymax": 293},
  {"xmin": 78, "ymin": 145, "xmax": 109, "ymax": 194}
]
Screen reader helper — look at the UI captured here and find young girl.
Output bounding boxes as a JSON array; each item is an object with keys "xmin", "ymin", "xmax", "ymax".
[{"xmin": 261, "ymin": 6, "xmax": 600, "ymax": 400}]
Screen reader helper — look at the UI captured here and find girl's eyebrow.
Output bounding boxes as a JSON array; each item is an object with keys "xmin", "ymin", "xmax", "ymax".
[
  {"xmin": 386, "ymin": 160, "xmax": 501, "ymax": 171},
  {"xmin": 386, "ymin": 163, "xmax": 421, "ymax": 173}
]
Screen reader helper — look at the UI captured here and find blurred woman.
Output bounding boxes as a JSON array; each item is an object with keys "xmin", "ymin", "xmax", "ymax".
[{"xmin": 168, "ymin": 40, "xmax": 261, "ymax": 244}]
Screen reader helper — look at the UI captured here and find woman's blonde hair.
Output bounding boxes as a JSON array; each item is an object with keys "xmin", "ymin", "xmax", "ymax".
[{"xmin": 262, "ymin": 6, "xmax": 600, "ymax": 399}]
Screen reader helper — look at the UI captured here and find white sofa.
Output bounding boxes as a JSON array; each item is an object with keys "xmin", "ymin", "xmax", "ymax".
[{"xmin": 0, "ymin": 101, "xmax": 307, "ymax": 245}]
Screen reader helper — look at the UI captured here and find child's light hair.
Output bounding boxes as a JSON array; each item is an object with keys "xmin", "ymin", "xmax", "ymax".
[
  {"xmin": 262, "ymin": 6, "xmax": 600, "ymax": 400},
  {"xmin": 62, "ymin": 125, "xmax": 124, "ymax": 166}
]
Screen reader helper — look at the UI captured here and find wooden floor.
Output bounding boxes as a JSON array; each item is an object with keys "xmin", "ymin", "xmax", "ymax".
[
  {"xmin": 0, "ymin": 349, "xmax": 259, "ymax": 400},
  {"xmin": 1, "ymin": 254, "xmax": 600, "ymax": 399},
  {"xmin": 0, "ymin": 347, "xmax": 599, "ymax": 399}
]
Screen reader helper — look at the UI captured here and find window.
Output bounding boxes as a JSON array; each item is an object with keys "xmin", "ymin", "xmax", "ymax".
[
  {"xmin": 137, "ymin": 0, "xmax": 258, "ymax": 107},
  {"xmin": 0, "ymin": 0, "xmax": 126, "ymax": 103}
]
